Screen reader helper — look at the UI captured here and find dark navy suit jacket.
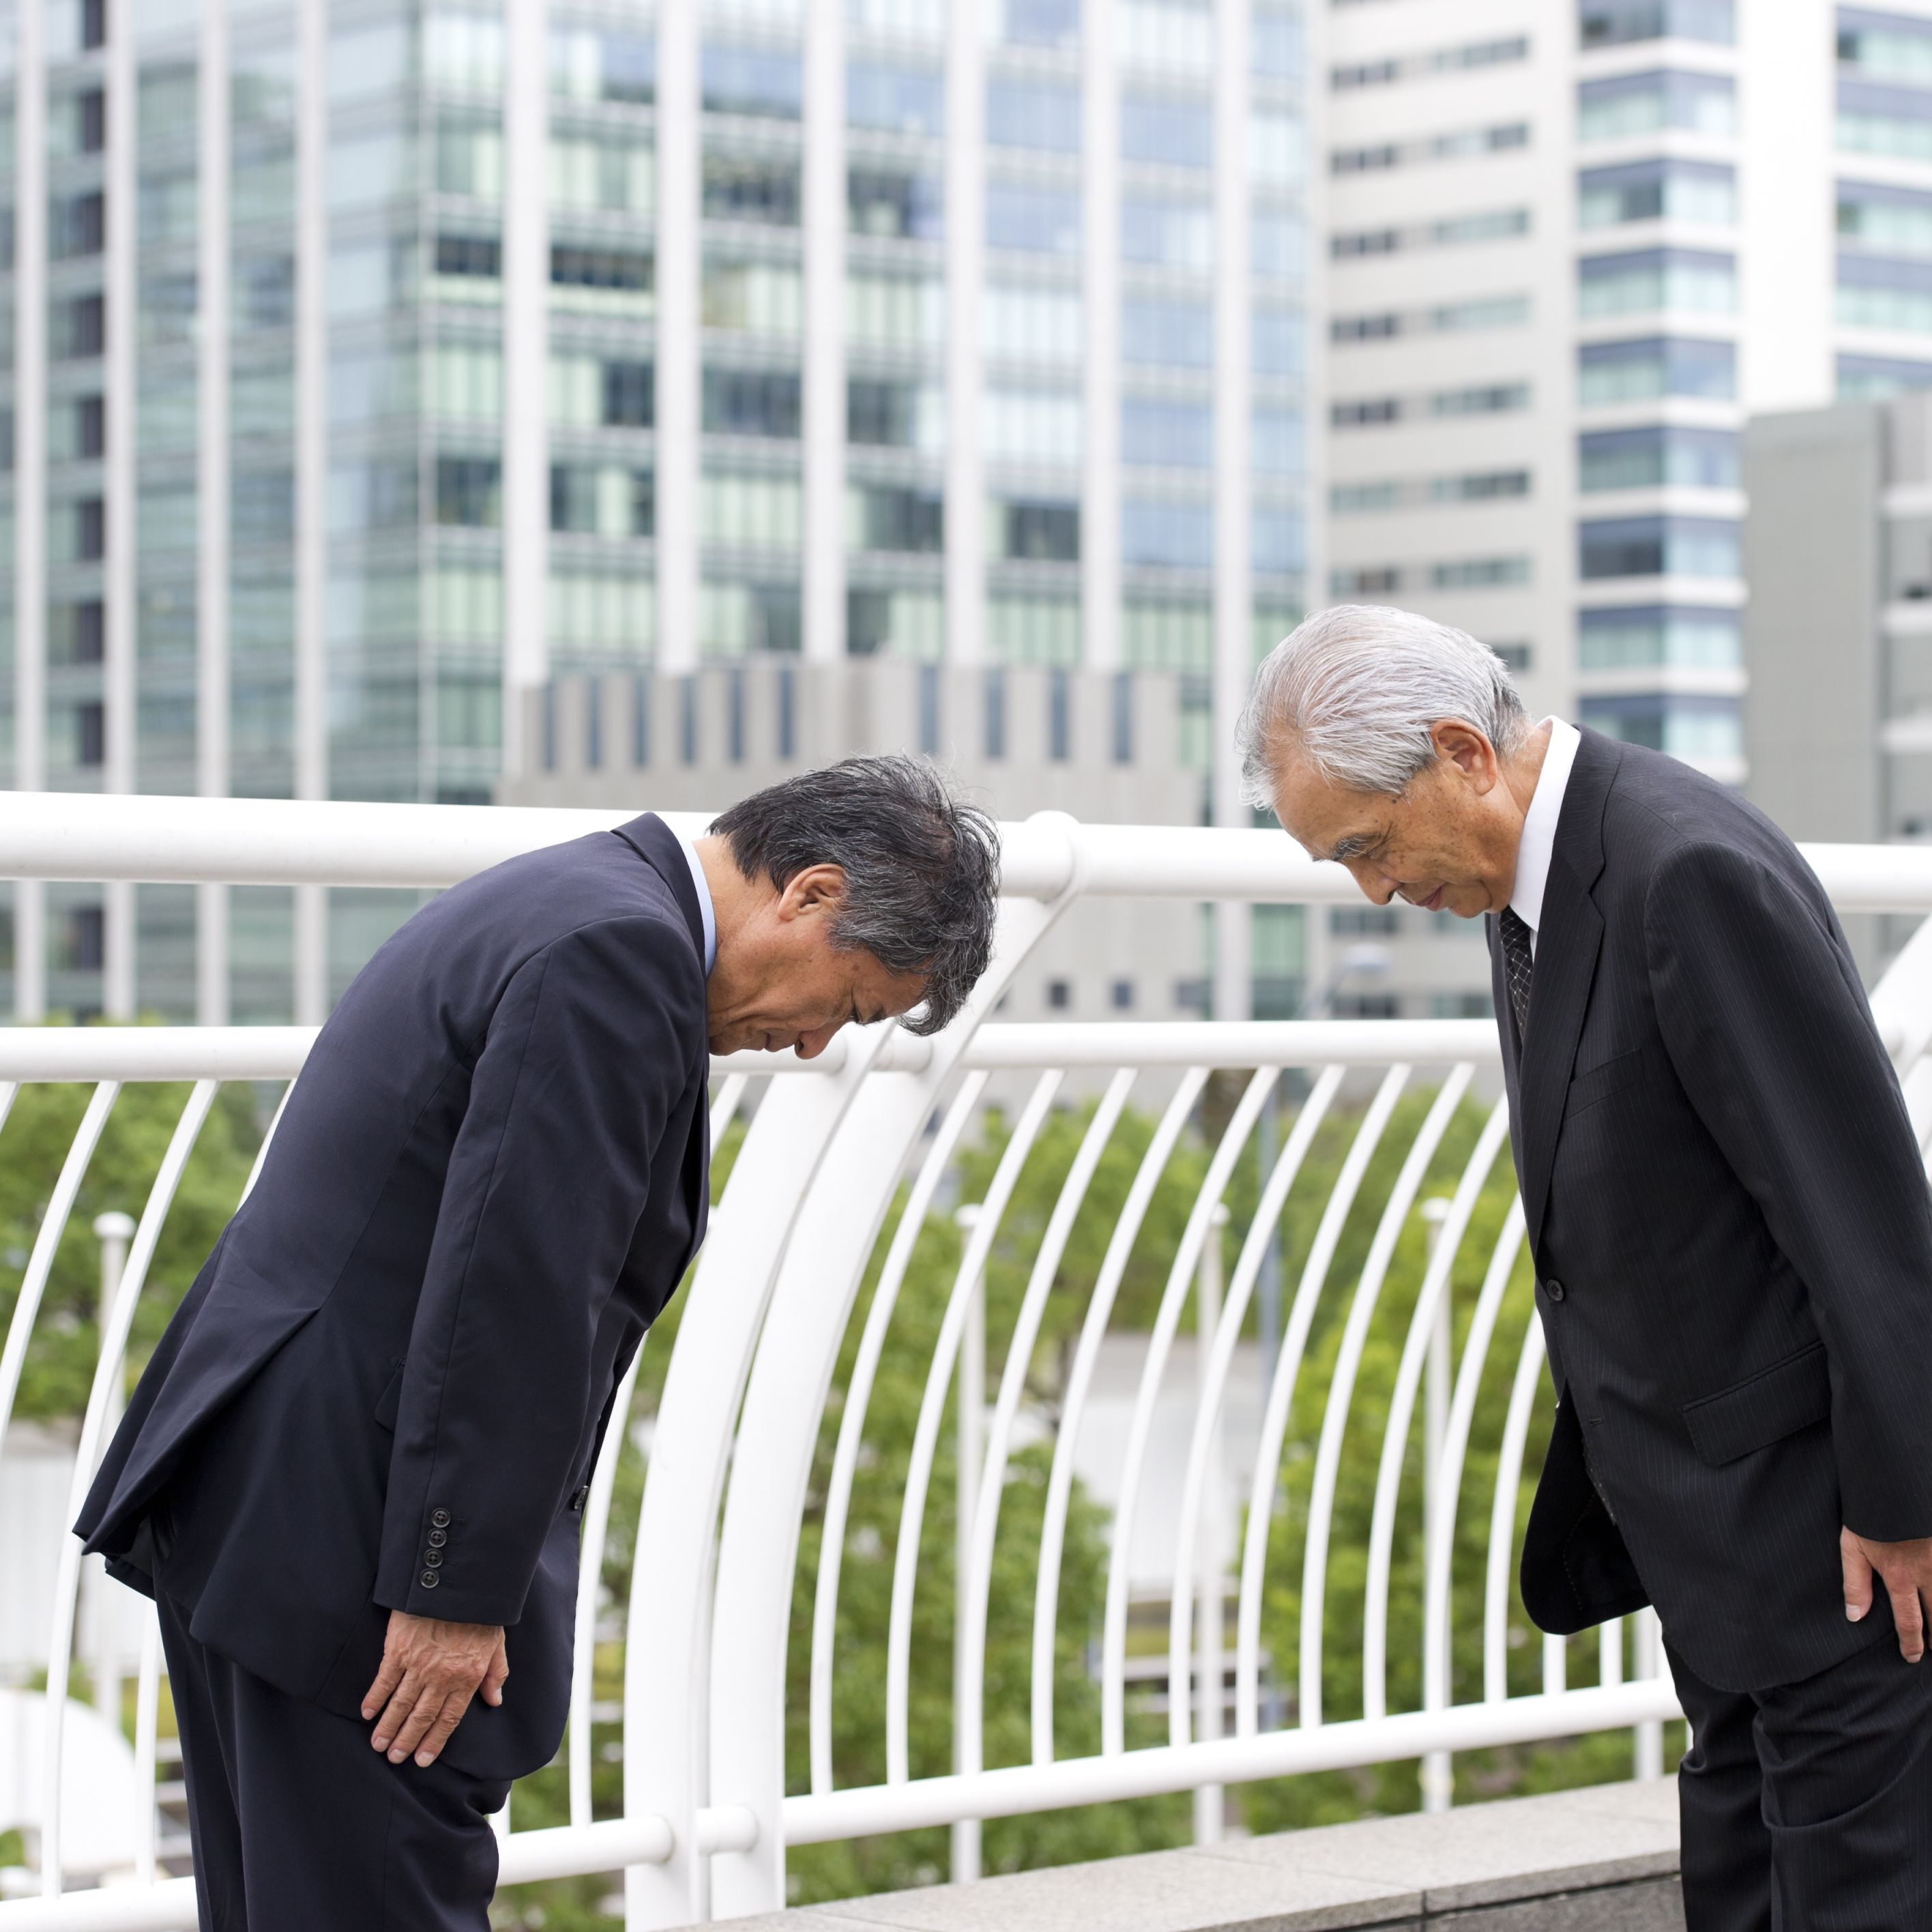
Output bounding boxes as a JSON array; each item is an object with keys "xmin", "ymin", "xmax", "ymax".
[
  {"xmin": 1494, "ymin": 729, "xmax": 1932, "ymax": 1693},
  {"xmin": 77, "ymin": 813, "xmax": 711, "ymax": 1779}
]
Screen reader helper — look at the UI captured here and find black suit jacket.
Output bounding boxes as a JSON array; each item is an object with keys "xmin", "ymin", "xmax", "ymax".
[
  {"xmin": 1493, "ymin": 729, "xmax": 1932, "ymax": 1694},
  {"xmin": 77, "ymin": 813, "xmax": 711, "ymax": 1778}
]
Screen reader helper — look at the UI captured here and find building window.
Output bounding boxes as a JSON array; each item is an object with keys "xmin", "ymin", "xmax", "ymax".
[
  {"xmin": 987, "ymin": 181, "xmax": 1080, "ymax": 254},
  {"xmin": 702, "ymin": 367, "xmax": 802, "ymax": 439},
  {"xmin": 1839, "ymin": 352, "xmax": 1932, "ymax": 397},
  {"xmin": 550, "ymin": 244, "xmax": 652, "ymax": 292},
  {"xmin": 76, "ymin": 701, "xmax": 105, "ymax": 768},
  {"xmin": 585, "ymin": 677, "xmax": 603, "ymax": 770},
  {"xmin": 1047, "ymin": 667, "xmax": 1070, "ymax": 761},
  {"xmin": 702, "ymin": 44, "xmax": 802, "ymax": 117},
  {"xmin": 777, "ymin": 663, "xmax": 796, "ymax": 759},
  {"xmin": 1111, "ymin": 671, "xmax": 1134, "ymax": 764},
  {"xmin": 1578, "ymin": 425, "xmax": 1739, "ymax": 491},
  {"xmin": 1577, "ymin": 604, "xmax": 1740, "ymax": 668},
  {"xmin": 1839, "ymin": 79, "xmax": 1932, "ymax": 162},
  {"xmin": 436, "ymin": 233, "xmax": 501, "ymax": 278},
  {"xmin": 701, "ymin": 152, "xmax": 801, "ymax": 226},
  {"xmin": 849, "ymin": 166, "xmax": 943, "ymax": 241},
  {"xmin": 1579, "ymin": 0, "xmax": 1733, "ymax": 50},
  {"xmin": 1111, "ymin": 977, "xmax": 1135, "ymax": 1011},
  {"xmin": 984, "ymin": 667, "xmax": 1007, "ymax": 761},
  {"xmin": 1579, "ymin": 248, "xmax": 1736, "ymax": 316},
  {"xmin": 998, "ymin": 499, "xmax": 1079, "ymax": 562},
  {"xmin": 1579, "ymin": 514, "xmax": 1739, "ymax": 579},
  {"xmin": 603, "ymin": 360, "xmax": 654, "ymax": 427},
  {"xmin": 918, "ymin": 662, "xmax": 940, "ymax": 755},
  {"xmin": 847, "ymin": 61, "xmax": 944, "ymax": 138},
  {"xmin": 729, "ymin": 667, "xmax": 746, "ymax": 763},
  {"xmin": 1577, "ymin": 334, "xmax": 1735, "ymax": 402},
  {"xmin": 51, "ymin": 190, "xmax": 105, "ymax": 260},
  {"xmin": 987, "ymin": 78, "xmax": 1081, "ymax": 152},
  {"xmin": 437, "ymin": 457, "xmax": 502, "ymax": 527},
  {"xmin": 80, "ymin": 0, "xmax": 106, "ymax": 50},
  {"xmin": 74, "ymin": 394, "xmax": 105, "ymax": 459},
  {"xmin": 542, "ymin": 684, "xmax": 557, "ymax": 772},
  {"xmin": 65, "ymin": 904, "xmax": 104, "ymax": 971},
  {"xmin": 1578, "ymin": 158, "xmax": 1735, "ymax": 228},
  {"xmin": 1433, "ymin": 991, "xmax": 1494, "ymax": 1019},
  {"xmin": 57, "ymin": 293, "xmax": 106, "ymax": 361},
  {"xmin": 848, "ymin": 484, "xmax": 943, "ymax": 553},
  {"xmin": 680, "ymin": 675, "xmax": 698, "ymax": 764},
  {"xmin": 1123, "ymin": 398, "xmax": 1212, "ymax": 469},
  {"xmin": 75, "ymin": 498, "xmax": 105, "ymax": 561},
  {"xmin": 1838, "ymin": 253, "xmax": 1932, "ymax": 334},
  {"xmin": 1579, "ymin": 692, "xmax": 1742, "ymax": 762},
  {"xmin": 632, "ymin": 672, "xmax": 650, "ymax": 766},
  {"xmin": 1046, "ymin": 978, "xmax": 1072, "ymax": 1010},
  {"xmin": 1122, "ymin": 499, "xmax": 1211, "ymax": 570},
  {"xmin": 1493, "ymin": 642, "xmax": 1534, "ymax": 673},
  {"xmin": 1334, "ymin": 993, "xmax": 1400, "ymax": 1020},
  {"xmin": 1578, "ymin": 68, "xmax": 1736, "ymax": 141}
]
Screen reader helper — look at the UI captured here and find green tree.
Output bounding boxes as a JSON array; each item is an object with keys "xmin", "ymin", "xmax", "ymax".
[{"xmin": 0, "ymin": 1059, "xmax": 262, "ymax": 1420}]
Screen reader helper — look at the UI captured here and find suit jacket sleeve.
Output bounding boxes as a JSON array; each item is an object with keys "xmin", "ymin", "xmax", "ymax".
[
  {"xmin": 374, "ymin": 913, "xmax": 705, "ymax": 1625},
  {"xmin": 1646, "ymin": 840, "xmax": 1932, "ymax": 1542}
]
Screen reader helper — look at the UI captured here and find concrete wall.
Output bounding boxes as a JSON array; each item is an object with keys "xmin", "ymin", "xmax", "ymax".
[
  {"xmin": 693, "ymin": 1779, "xmax": 1684, "ymax": 1932},
  {"xmin": 1742, "ymin": 404, "xmax": 1883, "ymax": 847}
]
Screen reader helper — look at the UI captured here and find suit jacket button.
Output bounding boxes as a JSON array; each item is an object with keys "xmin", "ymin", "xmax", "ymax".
[
  {"xmin": 1545, "ymin": 1278, "xmax": 1567, "ymax": 1304},
  {"xmin": 426, "ymin": 1528, "xmax": 448, "ymax": 1549},
  {"xmin": 430, "ymin": 1508, "xmax": 452, "ymax": 1528},
  {"xmin": 423, "ymin": 1549, "xmax": 444, "ymax": 1567},
  {"xmin": 420, "ymin": 1570, "xmax": 440, "ymax": 1589}
]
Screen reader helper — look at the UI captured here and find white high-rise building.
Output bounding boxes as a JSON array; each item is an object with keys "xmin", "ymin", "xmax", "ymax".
[
  {"xmin": 1, "ymin": 0, "xmax": 1313, "ymax": 1026},
  {"xmin": 1321, "ymin": 0, "xmax": 1932, "ymax": 760},
  {"xmin": 1310, "ymin": 0, "xmax": 1932, "ymax": 1013}
]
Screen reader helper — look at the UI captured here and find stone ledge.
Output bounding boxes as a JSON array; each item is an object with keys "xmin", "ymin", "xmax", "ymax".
[{"xmin": 695, "ymin": 1779, "xmax": 1682, "ymax": 1932}]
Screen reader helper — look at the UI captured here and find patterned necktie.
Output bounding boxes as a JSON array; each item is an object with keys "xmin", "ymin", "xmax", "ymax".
[{"xmin": 1498, "ymin": 906, "xmax": 1535, "ymax": 1038}]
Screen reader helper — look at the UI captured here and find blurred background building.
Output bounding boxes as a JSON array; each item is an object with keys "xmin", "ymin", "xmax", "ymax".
[
  {"xmin": 17, "ymin": 0, "xmax": 1932, "ymax": 1026},
  {"xmin": 0, "ymin": 0, "xmax": 1313, "ymax": 1026}
]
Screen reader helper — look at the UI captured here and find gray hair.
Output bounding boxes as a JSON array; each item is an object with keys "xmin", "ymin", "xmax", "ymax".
[
  {"xmin": 1236, "ymin": 603, "xmax": 1530, "ymax": 803},
  {"xmin": 710, "ymin": 754, "xmax": 1000, "ymax": 1035}
]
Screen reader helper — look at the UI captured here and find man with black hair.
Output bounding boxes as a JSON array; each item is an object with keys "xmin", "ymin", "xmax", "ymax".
[{"xmin": 77, "ymin": 755, "xmax": 999, "ymax": 1931}]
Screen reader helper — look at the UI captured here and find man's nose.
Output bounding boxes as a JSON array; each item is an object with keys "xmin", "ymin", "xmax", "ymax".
[
  {"xmin": 1348, "ymin": 861, "xmax": 1395, "ymax": 906},
  {"xmin": 793, "ymin": 1019, "xmax": 844, "ymax": 1060}
]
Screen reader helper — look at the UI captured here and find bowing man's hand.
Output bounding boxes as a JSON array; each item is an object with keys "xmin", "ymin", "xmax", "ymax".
[
  {"xmin": 362, "ymin": 1609, "xmax": 510, "ymax": 1766},
  {"xmin": 1841, "ymin": 1527, "xmax": 1932, "ymax": 1663}
]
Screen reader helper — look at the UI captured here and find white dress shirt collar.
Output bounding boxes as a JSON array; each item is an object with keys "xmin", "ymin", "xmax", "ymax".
[
  {"xmin": 1508, "ymin": 717, "xmax": 1581, "ymax": 954},
  {"xmin": 671, "ymin": 827, "xmax": 718, "ymax": 976}
]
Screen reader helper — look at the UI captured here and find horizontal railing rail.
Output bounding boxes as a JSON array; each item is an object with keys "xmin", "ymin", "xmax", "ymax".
[{"xmin": 1, "ymin": 800, "xmax": 1929, "ymax": 1930}]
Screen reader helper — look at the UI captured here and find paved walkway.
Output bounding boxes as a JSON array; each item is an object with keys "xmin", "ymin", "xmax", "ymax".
[{"xmin": 699, "ymin": 1778, "xmax": 1682, "ymax": 1931}]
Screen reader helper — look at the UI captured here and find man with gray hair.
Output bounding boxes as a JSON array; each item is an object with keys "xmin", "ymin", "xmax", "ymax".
[
  {"xmin": 78, "ymin": 755, "xmax": 999, "ymax": 1931},
  {"xmin": 1240, "ymin": 605, "xmax": 1932, "ymax": 1927}
]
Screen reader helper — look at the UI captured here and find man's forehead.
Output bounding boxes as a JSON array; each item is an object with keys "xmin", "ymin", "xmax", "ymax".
[{"xmin": 1274, "ymin": 763, "xmax": 1385, "ymax": 852}]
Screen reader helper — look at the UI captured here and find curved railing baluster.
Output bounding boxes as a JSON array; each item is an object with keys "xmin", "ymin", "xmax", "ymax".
[
  {"xmin": 1362, "ymin": 1098, "xmax": 1511, "ymax": 1720},
  {"xmin": 43, "ymin": 1081, "xmax": 217, "ymax": 1897},
  {"xmin": 0, "ymin": 1084, "xmax": 121, "ymax": 1534},
  {"xmin": 132, "ymin": 1607, "xmax": 162, "ymax": 1884},
  {"xmin": 809, "ymin": 1072, "xmax": 987, "ymax": 1798},
  {"xmin": 239, "ymin": 1077, "xmax": 296, "ymax": 1203},
  {"xmin": 1235, "ymin": 1066, "xmax": 1408, "ymax": 1736},
  {"xmin": 886, "ymin": 1072, "xmax": 1062, "ymax": 1787},
  {"xmin": 569, "ymin": 1343, "xmax": 645, "ymax": 1829},
  {"xmin": 709, "ymin": 1071, "xmax": 750, "ymax": 1145},
  {"xmin": 955, "ymin": 1070, "xmax": 1135, "ymax": 1769},
  {"xmin": 1484, "ymin": 1283, "xmax": 1547, "ymax": 1703},
  {"xmin": 1031, "ymin": 1070, "xmax": 1207, "ymax": 1767},
  {"xmin": 1167, "ymin": 1065, "xmax": 1343, "ymax": 1748},
  {"xmin": 1300, "ymin": 1067, "xmax": 1470, "ymax": 1732},
  {"xmin": 1100, "ymin": 1068, "xmax": 1277, "ymax": 1757},
  {"xmin": 1421, "ymin": 1195, "xmax": 1526, "ymax": 1725}
]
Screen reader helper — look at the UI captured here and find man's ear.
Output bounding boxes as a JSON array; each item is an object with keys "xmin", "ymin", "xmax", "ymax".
[
  {"xmin": 778, "ymin": 863, "xmax": 848, "ymax": 922},
  {"xmin": 1432, "ymin": 719, "xmax": 1499, "ymax": 793}
]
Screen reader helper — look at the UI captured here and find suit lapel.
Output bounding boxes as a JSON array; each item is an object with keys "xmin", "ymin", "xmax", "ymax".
[
  {"xmin": 611, "ymin": 812, "xmax": 713, "ymax": 1248},
  {"xmin": 1514, "ymin": 729, "xmax": 1618, "ymax": 1253}
]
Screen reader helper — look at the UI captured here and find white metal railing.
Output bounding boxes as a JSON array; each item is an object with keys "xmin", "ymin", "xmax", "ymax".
[{"xmin": 2, "ymin": 797, "xmax": 1932, "ymax": 1931}]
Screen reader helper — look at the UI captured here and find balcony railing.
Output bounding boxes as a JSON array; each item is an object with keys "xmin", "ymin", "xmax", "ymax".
[{"xmin": 2, "ymin": 795, "xmax": 1931, "ymax": 1931}]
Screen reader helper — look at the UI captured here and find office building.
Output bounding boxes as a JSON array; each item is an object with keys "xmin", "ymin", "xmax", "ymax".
[
  {"xmin": 0, "ymin": 0, "xmax": 1311, "ymax": 1025},
  {"xmin": 1312, "ymin": 0, "xmax": 1932, "ymax": 1006}
]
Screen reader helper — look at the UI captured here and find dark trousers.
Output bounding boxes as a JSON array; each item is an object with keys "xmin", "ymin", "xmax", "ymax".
[
  {"xmin": 1668, "ymin": 1628, "xmax": 1932, "ymax": 1931},
  {"xmin": 158, "ymin": 1593, "xmax": 510, "ymax": 1932}
]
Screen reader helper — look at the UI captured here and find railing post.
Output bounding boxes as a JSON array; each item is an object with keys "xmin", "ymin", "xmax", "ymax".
[
  {"xmin": 1192, "ymin": 1203, "xmax": 1229, "ymax": 1845},
  {"xmin": 89, "ymin": 1211, "xmax": 136, "ymax": 1737},
  {"xmin": 1418, "ymin": 1197, "xmax": 1452, "ymax": 1815},
  {"xmin": 1633, "ymin": 1607, "xmax": 1664, "ymax": 1780},
  {"xmin": 952, "ymin": 1203, "xmax": 984, "ymax": 1886}
]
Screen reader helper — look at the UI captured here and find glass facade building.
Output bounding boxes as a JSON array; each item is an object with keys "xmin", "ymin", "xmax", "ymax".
[{"xmin": 1, "ymin": 0, "xmax": 1310, "ymax": 1023}]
